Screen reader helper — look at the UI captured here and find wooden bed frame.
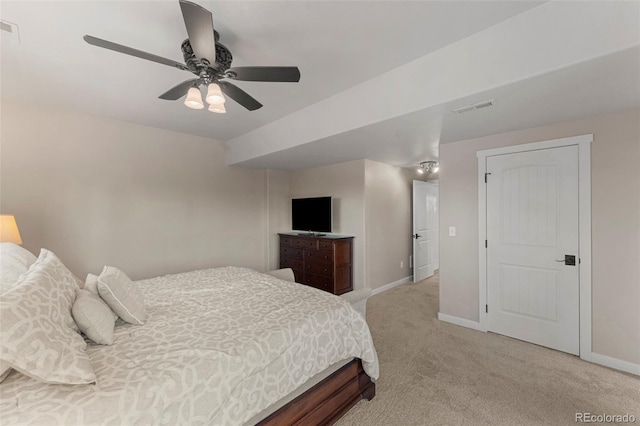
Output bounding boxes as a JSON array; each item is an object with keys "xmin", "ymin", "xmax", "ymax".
[{"xmin": 257, "ymin": 359, "xmax": 375, "ymax": 425}]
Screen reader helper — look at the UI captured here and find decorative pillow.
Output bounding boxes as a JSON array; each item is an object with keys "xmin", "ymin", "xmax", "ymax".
[
  {"xmin": 84, "ymin": 273, "xmax": 99, "ymax": 294},
  {"xmin": 266, "ymin": 268, "xmax": 295, "ymax": 283},
  {"xmin": 0, "ymin": 243, "xmax": 37, "ymax": 294},
  {"xmin": 0, "ymin": 366, "xmax": 12, "ymax": 382},
  {"xmin": 0, "ymin": 243, "xmax": 38, "ymax": 382},
  {"xmin": 97, "ymin": 266, "xmax": 146, "ymax": 325},
  {"xmin": 72, "ymin": 289, "xmax": 116, "ymax": 345},
  {"xmin": 0, "ymin": 249, "xmax": 96, "ymax": 384}
]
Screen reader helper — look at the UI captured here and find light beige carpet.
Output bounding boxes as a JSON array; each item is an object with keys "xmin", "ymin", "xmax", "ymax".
[{"xmin": 337, "ymin": 273, "xmax": 639, "ymax": 426}]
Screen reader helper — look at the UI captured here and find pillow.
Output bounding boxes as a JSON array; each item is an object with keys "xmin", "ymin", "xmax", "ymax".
[
  {"xmin": 0, "ymin": 243, "xmax": 37, "ymax": 294},
  {"xmin": 72, "ymin": 289, "xmax": 116, "ymax": 345},
  {"xmin": 84, "ymin": 273, "xmax": 99, "ymax": 294},
  {"xmin": 0, "ymin": 243, "xmax": 38, "ymax": 382},
  {"xmin": 84, "ymin": 273, "xmax": 118, "ymax": 322},
  {"xmin": 97, "ymin": 266, "xmax": 146, "ymax": 325},
  {"xmin": 0, "ymin": 249, "xmax": 96, "ymax": 384},
  {"xmin": 266, "ymin": 268, "xmax": 295, "ymax": 283},
  {"xmin": 0, "ymin": 366, "xmax": 12, "ymax": 382}
]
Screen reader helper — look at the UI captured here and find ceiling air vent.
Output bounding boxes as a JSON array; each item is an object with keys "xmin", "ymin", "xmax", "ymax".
[
  {"xmin": 452, "ymin": 99, "xmax": 495, "ymax": 114},
  {"xmin": 0, "ymin": 20, "xmax": 20, "ymax": 43}
]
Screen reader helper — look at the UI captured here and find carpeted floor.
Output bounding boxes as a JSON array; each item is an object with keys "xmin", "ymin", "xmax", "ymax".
[{"xmin": 336, "ymin": 273, "xmax": 639, "ymax": 426}]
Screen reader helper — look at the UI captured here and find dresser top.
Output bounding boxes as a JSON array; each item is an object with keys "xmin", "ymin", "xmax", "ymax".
[{"xmin": 278, "ymin": 232, "xmax": 354, "ymax": 240}]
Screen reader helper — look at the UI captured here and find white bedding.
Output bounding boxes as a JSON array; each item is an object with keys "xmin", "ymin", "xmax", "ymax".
[{"xmin": 0, "ymin": 266, "xmax": 378, "ymax": 425}]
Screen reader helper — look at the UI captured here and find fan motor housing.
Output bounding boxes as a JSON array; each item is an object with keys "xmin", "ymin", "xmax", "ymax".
[{"xmin": 181, "ymin": 37, "xmax": 232, "ymax": 75}]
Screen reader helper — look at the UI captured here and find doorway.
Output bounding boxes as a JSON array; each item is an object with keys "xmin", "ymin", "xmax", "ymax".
[
  {"xmin": 413, "ymin": 180, "xmax": 439, "ymax": 282},
  {"xmin": 477, "ymin": 135, "xmax": 592, "ymax": 357}
]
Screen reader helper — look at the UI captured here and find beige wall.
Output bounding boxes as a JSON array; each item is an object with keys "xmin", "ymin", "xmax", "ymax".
[
  {"xmin": 290, "ymin": 160, "xmax": 366, "ymax": 289},
  {"xmin": 364, "ymin": 160, "xmax": 414, "ymax": 289},
  {"xmin": 284, "ymin": 160, "xmax": 420, "ymax": 291},
  {"xmin": 266, "ymin": 169, "xmax": 291, "ymax": 270},
  {"xmin": 0, "ymin": 101, "xmax": 269, "ymax": 280},
  {"xmin": 439, "ymin": 108, "xmax": 640, "ymax": 364}
]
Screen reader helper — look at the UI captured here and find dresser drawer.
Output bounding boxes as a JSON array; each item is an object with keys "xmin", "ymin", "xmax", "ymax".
[
  {"xmin": 280, "ymin": 236, "xmax": 293, "ymax": 247},
  {"xmin": 280, "ymin": 246, "xmax": 303, "ymax": 259},
  {"xmin": 291, "ymin": 269, "xmax": 304, "ymax": 283},
  {"xmin": 293, "ymin": 238, "xmax": 318, "ymax": 250},
  {"xmin": 301, "ymin": 273, "xmax": 332, "ymax": 292},
  {"xmin": 280, "ymin": 256, "xmax": 303, "ymax": 270},
  {"xmin": 305, "ymin": 262, "xmax": 333, "ymax": 277},
  {"xmin": 278, "ymin": 234, "xmax": 353, "ymax": 295},
  {"xmin": 304, "ymin": 250, "xmax": 332, "ymax": 264},
  {"xmin": 318, "ymin": 240, "xmax": 334, "ymax": 252}
]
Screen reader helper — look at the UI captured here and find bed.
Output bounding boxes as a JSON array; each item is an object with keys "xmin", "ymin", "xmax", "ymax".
[{"xmin": 0, "ymin": 245, "xmax": 378, "ymax": 425}]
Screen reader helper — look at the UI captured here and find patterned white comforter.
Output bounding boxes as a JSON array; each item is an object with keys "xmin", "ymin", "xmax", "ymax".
[{"xmin": 0, "ymin": 266, "xmax": 378, "ymax": 425}]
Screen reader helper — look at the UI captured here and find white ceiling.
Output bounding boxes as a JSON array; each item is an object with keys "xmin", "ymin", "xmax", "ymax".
[
  {"xmin": 2, "ymin": 1, "xmax": 638, "ymax": 172},
  {"xmin": 1, "ymin": 1, "xmax": 543, "ymax": 142},
  {"xmin": 237, "ymin": 46, "xmax": 640, "ymax": 170}
]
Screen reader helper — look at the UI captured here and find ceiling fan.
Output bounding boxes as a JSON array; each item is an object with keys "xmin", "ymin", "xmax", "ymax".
[{"xmin": 83, "ymin": 0, "xmax": 300, "ymax": 113}]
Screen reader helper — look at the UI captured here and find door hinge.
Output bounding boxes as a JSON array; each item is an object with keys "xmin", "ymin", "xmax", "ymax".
[
  {"xmin": 484, "ymin": 172, "xmax": 492, "ymax": 183},
  {"xmin": 486, "ymin": 304, "xmax": 488, "ymax": 313},
  {"xmin": 485, "ymin": 240, "xmax": 488, "ymax": 248}
]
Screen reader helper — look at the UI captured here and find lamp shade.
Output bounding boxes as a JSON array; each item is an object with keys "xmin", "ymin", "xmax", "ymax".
[
  {"xmin": 205, "ymin": 83, "xmax": 225, "ymax": 104},
  {"xmin": 208, "ymin": 102, "xmax": 226, "ymax": 114},
  {"xmin": 0, "ymin": 215, "xmax": 22, "ymax": 244},
  {"xmin": 184, "ymin": 86, "xmax": 204, "ymax": 109}
]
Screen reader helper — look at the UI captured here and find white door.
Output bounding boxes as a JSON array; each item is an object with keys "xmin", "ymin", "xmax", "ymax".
[
  {"xmin": 486, "ymin": 145, "xmax": 579, "ymax": 355},
  {"xmin": 413, "ymin": 181, "xmax": 438, "ymax": 282}
]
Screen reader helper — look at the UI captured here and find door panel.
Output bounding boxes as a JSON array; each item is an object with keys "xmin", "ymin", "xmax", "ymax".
[
  {"xmin": 487, "ymin": 145, "xmax": 579, "ymax": 355},
  {"xmin": 413, "ymin": 181, "xmax": 438, "ymax": 282}
]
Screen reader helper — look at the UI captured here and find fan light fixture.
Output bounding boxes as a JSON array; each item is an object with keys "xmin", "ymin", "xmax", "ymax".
[
  {"xmin": 184, "ymin": 86, "xmax": 204, "ymax": 109},
  {"xmin": 418, "ymin": 161, "xmax": 439, "ymax": 174},
  {"xmin": 205, "ymin": 83, "xmax": 225, "ymax": 104},
  {"xmin": 208, "ymin": 102, "xmax": 226, "ymax": 114},
  {"xmin": 83, "ymin": 0, "xmax": 302, "ymax": 113}
]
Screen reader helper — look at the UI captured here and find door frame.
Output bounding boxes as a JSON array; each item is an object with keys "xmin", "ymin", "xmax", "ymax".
[{"xmin": 477, "ymin": 134, "xmax": 592, "ymax": 359}]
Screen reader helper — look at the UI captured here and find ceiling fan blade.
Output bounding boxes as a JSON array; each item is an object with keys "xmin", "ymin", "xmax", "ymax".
[
  {"xmin": 226, "ymin": 66, "xmax": 301, "ymax": 82},
  {"xmin": 83, "ymin": 35, "xmax": 189, "ymax": 71},
  {"xmin": 159, "ymin": 79, "xmax": 199, "ymax": 100},
  {"xmin": 179, "ymin": 0, "xmax": 216, "ymax": 65},
  {"xmin": 219, "ymin": 81, "xmax": 262, "ymax": 111}
]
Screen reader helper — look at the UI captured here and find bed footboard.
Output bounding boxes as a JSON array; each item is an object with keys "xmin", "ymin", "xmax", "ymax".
[{"xmin": 257, "ymin": 359, "xmax": 375, "ymax": 426}]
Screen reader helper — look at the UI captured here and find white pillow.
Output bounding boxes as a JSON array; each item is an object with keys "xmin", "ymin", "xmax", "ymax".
[
  {"xmin": 84, "ymin": 273, "xmax": 99, "ymax": 294},
  {"xmin": 0, "ymin": 244, "xmax": 37, "ymax": 382},
  {"xmin": 72, "ymin": 289, "xmax": 116, "ymax": 345},
  {"xmin": 0, "ymin": 243, "xmax": 37, "ymax": 294},
  {"xmin": 0, "ymin": 249, "xmax": 96, "ymax": 384},
  {"xmin": 266, "ymin": 268, "xmax": 295, "ymax": 282},
  {"xmin": 0, "ymin": 367, "xmax": 12, "ymax": 382},
  {"xmin": 97, "ymin": 266, "xmax": 146, "ymax": 325}
]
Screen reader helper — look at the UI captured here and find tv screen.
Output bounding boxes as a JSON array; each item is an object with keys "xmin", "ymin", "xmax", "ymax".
[{"xmin": 292, "ymin": 197, "xmax": 332, "ymax": 233}]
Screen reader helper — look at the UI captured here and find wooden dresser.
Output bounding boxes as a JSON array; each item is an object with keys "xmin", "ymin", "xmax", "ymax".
[{"xmin": 278, "ymin": 233, "xmax": 354, "ymax": 295}]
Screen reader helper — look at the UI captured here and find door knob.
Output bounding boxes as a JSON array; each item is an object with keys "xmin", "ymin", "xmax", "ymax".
[
  {"xmin": 555, "ymin": 255, "xmax": 576, "ymax": 266},
  {"xmin": 413, "ymin": 233, "xmax": 421, "ymax": 239}
]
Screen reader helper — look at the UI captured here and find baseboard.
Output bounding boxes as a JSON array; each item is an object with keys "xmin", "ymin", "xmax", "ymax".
[
  {"xmin": 371, "ymin": 276, "xmax": 412, "ymax": 296},
  {"xmin": 582, "ymin": 352, "xmax": 640, "ymax": 376},
  {"xmin": 436, "ymin": 316, "xmax": 639, "ymax": 376},
  {"xmin": 437, "ymin": 313, "xmax": 486, "ymax": 332}
]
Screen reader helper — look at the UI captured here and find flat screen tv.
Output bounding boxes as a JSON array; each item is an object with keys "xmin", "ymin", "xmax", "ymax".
[{"xmin": 292, "ymin": 197, "xmax": 332, "ymax": 234}]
